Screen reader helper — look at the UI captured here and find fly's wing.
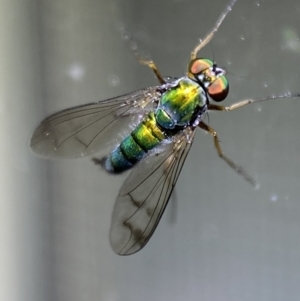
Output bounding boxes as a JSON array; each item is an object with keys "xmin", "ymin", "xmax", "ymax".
[
  {"xmin": 30, "ymin": 87, "xmax": 159, "ymax": 158},
  {"xmin": 110, "ymin": 127, "xmax": 196, "ymax": 255}
]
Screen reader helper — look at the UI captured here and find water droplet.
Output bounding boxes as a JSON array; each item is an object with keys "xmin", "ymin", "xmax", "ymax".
[
  {"xmin": 108, "ymin": 74, "xmax": 120, "ymax": 87},
  {"xmin": 270, "ymin": 193, "xmax": 278, "ymax": 202},
  {"xmin": 121, "ymin": 31, "xmax": 130, "ymax": 41},
  {"xmin": 67, "ymin": 63, "xmax": 85, "ymax": 81}
]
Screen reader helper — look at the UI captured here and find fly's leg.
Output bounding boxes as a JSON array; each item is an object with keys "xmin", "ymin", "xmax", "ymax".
[
  {"xmin": 190, "ymin": 0, "xmax": 237, "ymax": 60},
  {"xmin": 139, "ymin": 59, "xmax": 166, "ymax": 85},
  {"xmin": 199, "ymin": 121, "xmax": 256, "ymax": 187},
  {"xmin": 208, "ymin": 93, "xmax": 300, "ymax": 112},
  {"xmin": 208, "ymin": 102, "xmax": 251, "ymax": 112},
  {"xmin": 141, "ymin": 1, "xmax": 239, "ymax": 82}
]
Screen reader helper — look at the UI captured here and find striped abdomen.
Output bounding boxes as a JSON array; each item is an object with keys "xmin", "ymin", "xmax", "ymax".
[{"xmin": 104, "ymin": 112, "xmax": 166, "ymax": 173}]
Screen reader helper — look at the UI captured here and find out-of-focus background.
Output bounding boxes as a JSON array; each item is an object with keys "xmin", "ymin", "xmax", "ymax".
[{"xmin": 2, "ymin": 0, "xmax": 300, "ymax": 300}]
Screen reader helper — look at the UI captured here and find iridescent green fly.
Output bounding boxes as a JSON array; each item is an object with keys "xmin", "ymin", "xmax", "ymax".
[{"xmin": 31, "ymin": 0, "xmax": 300, "ymax": 255}]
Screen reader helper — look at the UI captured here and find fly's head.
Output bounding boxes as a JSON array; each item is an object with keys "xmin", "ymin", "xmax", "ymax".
[{"xmin": 188, "ymin": 58, "xmax": 229, "ymax": 102}]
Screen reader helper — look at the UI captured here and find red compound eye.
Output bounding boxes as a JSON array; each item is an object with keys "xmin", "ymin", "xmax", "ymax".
[
  {"xmin": 207, "ymin": 75, "xmax": 229, "ymax": 102},
  {"xmin": 189, "ymin": 58, "xmax": 213, "ymax": 75}
]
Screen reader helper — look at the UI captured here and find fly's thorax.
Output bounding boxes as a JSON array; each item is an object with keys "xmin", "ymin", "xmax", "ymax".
[{"xmin": 155, "ymin": 77, "xmax": 207, "ymax": 130}]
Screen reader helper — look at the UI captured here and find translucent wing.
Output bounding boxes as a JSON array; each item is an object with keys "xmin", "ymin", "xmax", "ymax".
[
  {"xmin": 30, "ymin": 87, "xmax": 159, "ymax": 158},
  {"xmin": 110, "ymin": 127, "xmax": 196, "ymax": 255}
]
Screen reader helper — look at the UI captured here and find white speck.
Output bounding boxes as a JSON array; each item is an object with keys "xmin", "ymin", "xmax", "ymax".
[
  {"xmin": 254, "ymin": 183, "xmax": 261, "ymax": 190},
  {"xmin": 121, "ymin": 31, "xmax": 130, "ymax": 41},
  {"xmin": 270, "ymin": 193, "xmax": 278, "ymax": 202},
  {"xmin": 45, "ymin": 132, "xmax": 50, "ymax": 136},
  {"xmin": 263, "ymin": 82, "xmax": 268, "ymax": 88},
  {"xmin": 130, "ymin": 41, "xmax": 138, "ymax": 51},
  {"xmin": 256, "ymin": 2, "xmax": 260, "ymax": 7},
  {"xmin": 227, "ymin": 60, "xmax": 232, "ymax": 66},
  {"xmin": 257, "ymin": 106, "xmax": 262, "ymax": 112},
  {"xmin": 285, "ymin": 195, "xmax": 289, "ymax": 201},
  {"xmin": 240, "ymin": 35, "xmax": 245, "ymax": 41},
  {"xmin": 67, "ymin": 63, "xmax": 85, "ymax": 81},
  {"xmin": 108, "ymin": 74, "xmax": 120, "ymax": 87}
]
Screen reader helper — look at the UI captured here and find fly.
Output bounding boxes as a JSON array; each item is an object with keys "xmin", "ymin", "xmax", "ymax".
[{"xmin": 30, "ymin": 0, "xmax": 300, "ymax": 255}]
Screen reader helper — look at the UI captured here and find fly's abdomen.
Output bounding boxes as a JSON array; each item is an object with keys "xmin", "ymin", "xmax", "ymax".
[{"xmin": 104, "ymin": 112, "xmax": 166, "ymax": 173}]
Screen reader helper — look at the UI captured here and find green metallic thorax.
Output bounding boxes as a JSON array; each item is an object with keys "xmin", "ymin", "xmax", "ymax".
[
  {"xmin": 156, "ymin": 77, "xmax": 206, "ymax": 129},
  {"xmin": 105, "ymin": 77, "xmax": 207, "ymax": 173}
]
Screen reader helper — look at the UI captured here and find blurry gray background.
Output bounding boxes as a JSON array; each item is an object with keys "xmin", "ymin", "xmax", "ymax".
[{"xmin": 2, "ymin": 0, "xmax": 300, "ymax": 300}]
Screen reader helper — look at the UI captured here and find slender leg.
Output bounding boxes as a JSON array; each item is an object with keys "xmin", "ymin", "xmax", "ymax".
[
  {"xmin": 208, "ymin": 93, "xmax": 300, "ymax": 112},
  {"xmin": 199, "ymin": 121, "xmax": 256, "ymax": 187},
  {"xmin": 191, "ymin": 0, "xmax": 237, "ymax": 60},
  {"xmin": 139, "ymin": 59, "xmax": 166, "ymax": 85}
]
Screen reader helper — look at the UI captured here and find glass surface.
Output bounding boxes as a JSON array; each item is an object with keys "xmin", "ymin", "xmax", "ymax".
[{"xmin": 2, "ymin": 0, "xmax": 300, "ymax": 300}]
